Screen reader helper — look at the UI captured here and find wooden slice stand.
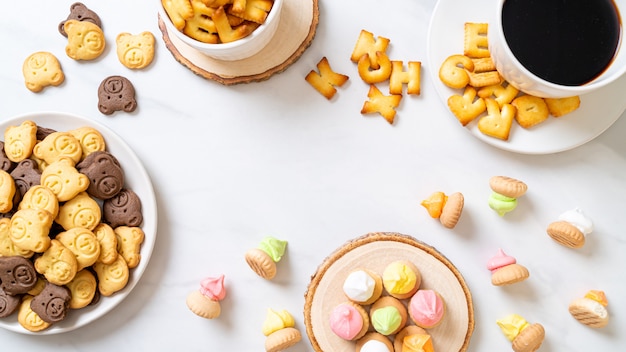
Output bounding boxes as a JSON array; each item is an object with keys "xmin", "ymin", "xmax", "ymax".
[
  {"xmin": 304, "ymin": 232, "xmax": 475, "ymax": 352},
  {"xmin": 158, "ymin": 0, "xmax": 319, "ymax": 85}
]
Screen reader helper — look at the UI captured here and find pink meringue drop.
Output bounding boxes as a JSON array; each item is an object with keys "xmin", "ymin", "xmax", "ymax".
[
  {"xmin": 409, "ymin": 289, "xmax": 445, "ymax": 328},
  {"xmin": 329, "ymin": 303, "xmax": 364, "ymax": 340},
  {"xmin": 487, "ymin": 248, "xmax": 516, "ymax": 272},
  {"xmin": 199, "ymin": 274, "xmax": 226, "ymax": 301}
]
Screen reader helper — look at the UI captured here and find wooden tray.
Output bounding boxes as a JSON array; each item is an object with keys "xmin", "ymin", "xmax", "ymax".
[
  {"xmin": 158, "ymin": 0, "xmax": 319, "ymax": 85},
  {"xmin": 304, "ymin": 232, "xmax": 474, "ymax": 352}
]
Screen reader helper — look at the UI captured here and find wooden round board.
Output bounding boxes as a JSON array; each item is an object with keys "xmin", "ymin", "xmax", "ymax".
[
  {"xmin": 158, "ymin": 0, "xmax": 319, "ymax": 85},
  {"xmin": 304, "ymin": 233, "xmax": 474, "ymax": 352}
]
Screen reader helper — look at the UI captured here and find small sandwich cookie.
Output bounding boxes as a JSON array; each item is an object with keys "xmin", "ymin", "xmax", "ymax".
[
  {"xmin": 342, "ymin": 268, "xmax": 383, "ymax": 305},
  {"xmin": 355, "ymin": 332, "xmax": 394, "ymax": 352},
  {"xmin": 329, "ymin": 302, "xmax": 370, "ymax": 341},
  {"xmin": 245, "ymin": 236, "xmax": 288, "ymax": 280},
  {"xmin": 421, "ymin": 191, "xmax": 464, "ymax": 228},
  {"xmin": 370, "ymin": 296, "xmax": 408, "ymax": 336},
  {"xmin": 497, "ymin": 314, "xmax": 545, "ymax": 352},
  {"xmin": 186, "ymin": 274, "xmax": 226, "ymax": 319},
  {"xmin": 487, "ymin": 248, "xmax": 529, "ymax": 286},
  {"xmin": 546, "ymin": 208, "xmax": 593, "ymax": 248},
  {"xmin": 569, "ymin": 290, "xmax": 609, "ymax": 328},
  {"xmin": 488, "ymin": 176, "xmax": 527, "ymax": 216},
  {"xmin": 393, "ymin": 325, "xmax": 427, "ymax": 352}
]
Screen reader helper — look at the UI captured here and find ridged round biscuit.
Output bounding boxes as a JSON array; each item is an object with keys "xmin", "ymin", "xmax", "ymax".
[
  {"xmin": 568, "ymin": 298, "xmax": 609, "ymax": 328},
  {"xmin": 265, "ymin": 327, "xmax": 302, "ymax": 352},
  {"xmin": 489, "ymin": 176, "xmax": 527, "ymax": 198},
  {"xmin": 357, "ymin": 332, "xmax": 393, "ymax": 352},
  {"xmin": 245, "ymin": 248, "xmax": 277, "ymax": 280},
  {"xmin": 491, "ymin": 263, "xmax": 529, "ymax": 286},
  {"xmin": 370, "ymin": 296, "xmax": 407, "ymax": 335},
  {"xmin": 546, "ymin": 221, "xmax": 585, "ymax": 248},
  {"xmin": 512, "ymin": 323, "xmax": 544, "ymax": 352},
  {"xmin": 186, "ymin": 290, "xmax": 221, "ymax": 319},
  {"xmin": 440, "ymin": 192, "xmax": 464, "ymax": 229},
  {"xmin": 393, "ymin": 325, "xmax": 427, "ymax": 352}
]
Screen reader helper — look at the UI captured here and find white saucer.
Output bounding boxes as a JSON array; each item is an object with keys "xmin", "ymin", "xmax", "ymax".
[{"xmin": 427, "ymin": 0, "xmax": 626, "ymax": 154}]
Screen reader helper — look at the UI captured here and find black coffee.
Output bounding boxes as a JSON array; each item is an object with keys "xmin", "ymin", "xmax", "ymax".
[{"xmin": 502, "ymin": 0, "xmax": 621, "ymax": 86}]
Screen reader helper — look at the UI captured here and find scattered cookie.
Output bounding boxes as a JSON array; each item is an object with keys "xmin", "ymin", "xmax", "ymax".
[
  {"xmin": 64, "ymin": 19, "xmax": 106, "ymax": 60},
  {"xmin": 488, "ymin": 176, "xmax": 527, "ymax": 216},
  {"xmin": 263, "ymin": 308, "xmax": 302, "ymax": 352},
  {"xmin": 116, "ymin": 31, "xmax": 156, "ymax": 69},
  {"xmin": 511, "ymin": 95, "xmax": 549, "ymax": 128},
  {"xmin": 97, "ymin": 76, "xmax": 138, "ymax": 115},
  {"xmin": 569, "ymin": 290, "xmax": 609, "ymax": 328},
  {"xmin": 477, "ymin": 98, "xmax": 515, "ymax": 140},
  {"xmin": 464, "ymin": 22, "xmax": 490, "ymax": 58},
  {"xmin": 361, "ymin": 84, "xmax": 402, "ymax": 124},
  {"xmin": 186, "ymin": 274, "xmax": 226, "ymax": 319},
  {"xmin": 487, "ymin": 248, "xmax": 529, "ymax": 286},
  {"xmin": 439, "ymin": 54, "xmax": 474, "ymax": 89},
  {"xmin": 420, "ymin": 191, "xmax": 464, "ymax": 228},
  {"xmin": 305, "ymin": 57, "xmax": 349, "ymax": 100},
  {"xmin": 497, "ymin": 314, "xmax": 545, "ymax": 352},
  {"xmin": 22, "ymin": 52, "xmax": 65, "ymax": 93},
  {"xmin": 389, "ymin": 60, "xmax": 421, "ymax": 95},
  {"xmin": 351, "ymin": 29, "xmax": 390, "ymax": 69},
  {"xmin": 447, "ymin": 86, "xmax": 486, "ymax": 126},
  {"xmin": 30, "ymin": 282, "xmax": 71, "ymax": 324},
  {"xmin": 546, "ymin": 208, "xmax": 592, "ymax": 248},
  {"xmin": 59, "ymin": 2, "xmax": 102, "ymax": 37},
  {"xmin": 544, "ymin": 96, "xmax": 581, "ymax": 117},
  {"xmin": 357, "ymin": 52, "xmax": 392, "ymax": 84},
  {"xmin": 245, "ymin": 236, "xmax": 287, "ymax": 280},
  {"xmin": 4, "ymin": 120, "xmax": 37, "ymax": 163}
]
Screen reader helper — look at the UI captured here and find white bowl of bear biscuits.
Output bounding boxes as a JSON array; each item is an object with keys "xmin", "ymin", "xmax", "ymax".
[{"xmin": 159, "ymin": 0, "xmax": 283, "ymax": 61}]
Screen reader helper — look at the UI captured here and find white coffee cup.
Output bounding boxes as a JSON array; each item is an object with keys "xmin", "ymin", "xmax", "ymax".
[{"xmin": 488, "ymin": 0, "xmax": 626, "ymax": 98}]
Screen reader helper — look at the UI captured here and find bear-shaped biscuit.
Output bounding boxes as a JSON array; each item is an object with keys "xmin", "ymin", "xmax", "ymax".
[
  {"xmin": 0, "ymin": 286, "xmax": 21, "ymax": 318},
  {"xmin": 114, "ymin": 226, "xmax": 144, "ymax": 269},
  {"xmin": 34, "ymin": 239, "xmax": 78, "ymax": 286},
  {"xmin": 18, "ymin": 185, "xmax": 59, "ymax": 219},
  {"xmin": 17, "ymin": 295, "xmax": 51, "ymax": 332},
  {"xmin": 41, "ymin": 157, "xmax": 89, "ymax": 202},
  {"xmin": 58, "ymin": 2, "xmax": 102, "ymax": 37},
  {"xmin": 33, "ymin": 131, "xmax": 82, "ymax": 165},
  {"xmin": 56, "ymin": 227, "xmax": 100, "ymax": 270},
  {"xmin": 92, "ymin": 254, "xmax": 129, "ymax": 296},
  {"xmin": 0, "ymin": 217, "xmax": 33, "ymax": 258},
  {"xmin": 0, "ymin": 170, "xmax": 16, "ymax": 213},
  {"xmin": 22, "ymin": 52, "xmax": 65, "ymax": 93},
  {"xmin": 10, "ymin": 159, "xmax": 42, "ymax": 198},
  {"xmin": 4, "ymin": 120, "xmax": 37, "ymax": 163},
  {"xmin": 64, "ymin": 19, "xmax": 106, "ymax": 60},
  {"xmin": 76, "ymin": 151, "xmax": 124, "ymax": 200},
  {"xmin": 68, "ymin": 126, "xmax": 106, "ymax": 160},
  {"xmin": 93, "ymin": 223, "xmax": 118, "ymax": 264},
  {"xmin": 9, "ymin": 208, "xmax": 54, "ymax": 253},
  {"xmin": 103, "ymin": 188, "xmax": 143, "ymax": 228},
  {"xmin": 56, "ymin": 192, "xmax": 101, "ymax": 231},
  {"xmin": 0, "ymin": 142, "xmax": 15, "ymax": 172},
  {"xmin": 65, "ymin": 269, "xmax": 97, "ymax": 309},
  {"xmin": 30, "ymin": 282, "xmax": 71, "ymax": 324},
  {"xmin": 97, "ymin": 76, "xmax": 137, "ymax": 115},
  {"xmin": 0, "ymin": 256, "xmax": 38, "ymax": 295},
  {"xmin": 116, "ymin": 31, "xmax": 155, "ymax": 69}
]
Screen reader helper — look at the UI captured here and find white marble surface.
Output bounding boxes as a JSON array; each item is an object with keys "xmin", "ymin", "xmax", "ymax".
[{"xmin": 1, "ymin": 0, "xmax": 626, "ymax": 351}]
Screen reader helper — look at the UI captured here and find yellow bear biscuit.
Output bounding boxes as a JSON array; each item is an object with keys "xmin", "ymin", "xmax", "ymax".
[
  {"xmin": 56, "ymin": 228, "xmax": 101, "ymax": 271},
  {"xmin": 17, "ymin": 295, "xmax": 50, "ymax": 332},
  {"xmin": 93, "ymin": 223, "xmax": 118, "ymax": 264},
  {"xmin": 18, "ymin": 185, "xmax": 59, "ymax": 219},
  {"xmin": 34, "ymin": 239, "xmax": 78, "ymax": 285},
  {"xmin": 64, "ymin": 19, "xmax": 106, "ymax": 60},
  {"xmin": 22, "ymin": 52, "xmax": 65, "ymax": 93},
  {"xmin": 33, "ymin": 131, "xmax": 83, "ymax": 165},
  {"xmin": 9, "ymin": 208, "xmax": 54, "ymax": 253},
  {"xmin": 55, "ymin": 192, "xmax": 101, "ymax": 231},
  {"xmin": 114, "ymin": 226, "xmax": 145, "ymax": 269},
  {"xmin": 65, "ymin": 269, "xmax": 97, "ymax": 309},
  {"xmin": 41, "ymin": 157, "xmax": 90, "ymax": 202},
  {"xmin": 93, "ymin": 254, "xmax": 130, "ymax": 296},
  {"xmin": 116, "ymin": 31, "xmax": 156, "ymax": 69},
  {"xmin": 68, "ymin": 126, "xmax": 106, "ymax": 160},
  {"xmin": 0, "ymin": 169, "xmax": 16, "ymax": 213},
  {"xmin": 0, "ymin": 217, "xmax": 33, "ymax": 258},
  {"xmin": 4, "ymin": 120, "xmax": 37, "ymax": 163}
]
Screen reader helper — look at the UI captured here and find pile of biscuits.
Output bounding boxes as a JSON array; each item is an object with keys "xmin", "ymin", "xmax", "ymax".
[
  {"xmin": 0, "ymin": 120, "xmax": 145, "ymax": 332},
  {"xmin": 439, "ymin": 23, "xmax": 580, "ymax": 140},
  {"xmin": 161, "ymin": 0, "xmax": 275, "ymax": 44},
  {"xmin": 22, "ymin": 2, "xmax": 155, "ymax": 115}
]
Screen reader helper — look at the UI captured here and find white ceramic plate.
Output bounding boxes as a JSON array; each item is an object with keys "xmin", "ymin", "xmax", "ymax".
[
  {"xmin": 0, "ymin": 111, "xmax": 157, "ymax": 334},
  {"xmin": 427, "ymin": 0, "xmax": 626, "ymax": 154}
]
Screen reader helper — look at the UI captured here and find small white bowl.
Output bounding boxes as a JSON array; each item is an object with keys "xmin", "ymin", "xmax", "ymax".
[{"xmin": 159, "ymin": 0, "xmax": 283, "ymax": 61}]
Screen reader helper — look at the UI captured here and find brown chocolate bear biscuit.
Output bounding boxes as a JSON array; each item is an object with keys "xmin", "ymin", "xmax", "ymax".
[
  {"xmin": 10, "ymin": 159, "xmax": 41, "ymax": 198},
  {"xmin": 58, "ymin": 2, "xmax": 102, "ymax": 37},
  {"xmin": 76, "ymin": 151, "xmax": 124, "ymax": 199},
  {"xmin": 0, "ymin": 286, "xmax": 21, "ymax": 317},
  {"xmin": 97, "ymin": 76, "xmax": 137, "ymax": 115},
  {"xmin": 30, "ymin": 282, "xmax": 71, "ymax": 323},
  {"xmin": 36, "ymin": 126, "xmax": 57, "ymax": 141},
  {"xmin": 103, "ymin": 188, "xmax": 143, "ymax": 228},
  {"xmin": 0, "ymin": 142, "xmax": 15, "ymax": 172},
  {"xmin": 0, "ymin": 256, "xmax": 38, "ymax": 295}
]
